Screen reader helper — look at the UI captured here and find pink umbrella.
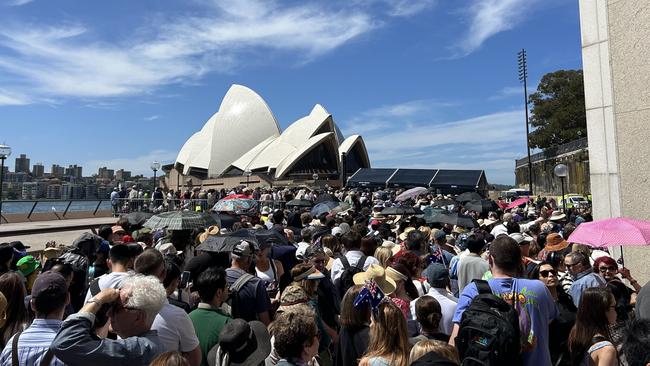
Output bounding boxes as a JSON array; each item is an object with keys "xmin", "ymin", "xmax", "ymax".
[
  {"xmin": 567, "ymin": 217, "xmax": 650, "ymax": 248},
  {"xmin": 506, "ymin": 196, "xmax": 530, "ymax": 210}
]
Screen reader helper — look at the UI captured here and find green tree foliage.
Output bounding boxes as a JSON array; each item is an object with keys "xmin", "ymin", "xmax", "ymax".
[{"xmin": 528, "ymin": 69, "xmax": 586, "ymax": 149}]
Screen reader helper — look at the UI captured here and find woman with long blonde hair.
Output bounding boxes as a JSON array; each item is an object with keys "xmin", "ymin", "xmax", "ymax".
[{"xmin": 359, "ymin": 301, "xmax": 411, "ymax": 366}]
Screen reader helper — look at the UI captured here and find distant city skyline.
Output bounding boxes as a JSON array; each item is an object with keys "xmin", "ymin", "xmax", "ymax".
[{"xmin": 0, "ymin": 0, "xmax": 583, "ymax": 184}]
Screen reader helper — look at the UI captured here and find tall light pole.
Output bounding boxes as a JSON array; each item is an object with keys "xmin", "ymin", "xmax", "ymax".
[
  {"xmin": 554, "ymin": 163, "xmax": 568, "ymax": 213},
  {"xmin": 0, "ymin": 145, "xmax": 11, "ymax": 225},
  {"xmin": 150, "ymin": 161, "xmax": 161, "ymax": 191},
  {"xmin": 518, "ymin": 48, "xmax": 534, "ymax": 196}
]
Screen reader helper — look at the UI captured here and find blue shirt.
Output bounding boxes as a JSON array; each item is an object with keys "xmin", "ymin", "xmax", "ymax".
[
  {"xmin": 51, "ymin": 312, "xmax": 163, "ymax": 366},
  {"xmin": 568, "ymin": 270, "xmax": 606, "ymax": 308},
  {"xmin": 0, "ymin": 319, "xmax": 64, "ymax": 366},
  {"xmin": 453, "ymin": 278, "xmax": 558, "ymax": 366}
]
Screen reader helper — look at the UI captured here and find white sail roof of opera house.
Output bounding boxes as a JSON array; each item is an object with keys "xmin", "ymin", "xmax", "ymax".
[{"xmin": 175, "ymin": 84, "xmax": 371, "ymax": 179}]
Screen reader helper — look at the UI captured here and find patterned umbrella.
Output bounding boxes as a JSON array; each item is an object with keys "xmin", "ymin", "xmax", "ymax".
[
  {"xmin": 506, "ymin": 197, "xmax": 531, "ymax": 210},
  {"xmin": 212, "ymin": 198, "xmax": 257, "ymax": 213},
  {"xmin": 567, "ymin": 217, "xmax": 650, "ymax": 248},
  {"xmin": 143, "ymin": 211, "xmax": 207, "ymax": 231},
  {"xmin": 395, "ymin": 187, "xmax": 428, "ymax": 202}
]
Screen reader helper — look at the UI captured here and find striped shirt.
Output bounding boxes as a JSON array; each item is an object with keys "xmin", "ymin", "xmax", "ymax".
[{"xmin": 0, "ymin": 319, "xmax": 64, "ymax": 366}]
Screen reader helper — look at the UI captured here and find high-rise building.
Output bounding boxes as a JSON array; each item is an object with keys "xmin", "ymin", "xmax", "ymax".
[
  {"xmin": 32, "ymin": 163, "xmax": 44, "ymax": 177},
  {"xmin": 85, "ymin": 183, "xmax": 98, "ymax": 199},
  {"xmin": 22, "ymin": 181, "xmax": 47, "ymax": 199},
  {"xmin": 98, "ymin": 167, "xmax": 115, "ymax": 180},
  {"xmin": 46, "ymin": 184, "xmax": 62, "ymax": 199},
  {"xmin": 115, "ymin": 169, "xmax": 131, "ymax": 181},
  {"xmin": 14, "ymin": 154, "xmax": 30, "ymax": 173},
  {"xmin": 65, "ymin": 165, "xmax": 83, "ymax": 178},
  {"xmin": 61, "ymin": 183, "xmax": 84, "ymax": 200},
  {"xmin": 50, "ymin": 164, "xmax": 65, "ymax": 178}
]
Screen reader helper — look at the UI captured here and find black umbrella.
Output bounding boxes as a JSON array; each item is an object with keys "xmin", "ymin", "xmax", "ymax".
[
  {"xmin": 380, "ymin": 206, "xmax": 424, "ymax": 215},
  {"xmin": 314, "ymin": 193, "xmax": 340, "ymax": 204},
  {"xmin": 429, "ymin": 212, "xmax": 479, "ymax": 228},
  {"xmin": 431, "ymin": 199, "xmax": 456, "ymax": 207},
  {"xmin": 196, "ymin": 229, "xmax": 260, "ymax": 253},
  {"xmin": 121, "ymin": 212, "xmax": 154, "ymax": 226},
  {"xmin": 455, "ymin": 192, "xmax": 483, "ymax": 203},
  {"xmin": 286, "ymin": 199, "xmax": 314, "ymax": 207},
  {"xmin": 463, "ymin": 199, "xmax": 498, "ymax": 214}
]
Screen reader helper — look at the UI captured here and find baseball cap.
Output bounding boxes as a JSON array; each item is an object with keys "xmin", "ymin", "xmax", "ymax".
[
  {"xmin": 17, "ymin": 255, "xmax": 41, "ymax": 277},
  {"xmin": 31, "ymin": 272, "xmax": 68, "ymax": 299},
  {"xmin": 433, "ymin": 230, "xmax": 447, "ymax": 241},
  {"xmin": 509, "ymin": 232, "xmax": 533, "ymax": 245},
  {"xmin": 232, "ymin": 240, "xmax": 254, "ymax": 258},
  {"xmin": 112, "ymin": 225, "xmax": 126, "ymax": 235},
  {"xmin": 10, "ymin": 241, "xmax": 30, "ymax": 251},
  {"xmin": 424, "ymin": 263, "xmax": 449, "ymax": 288}
]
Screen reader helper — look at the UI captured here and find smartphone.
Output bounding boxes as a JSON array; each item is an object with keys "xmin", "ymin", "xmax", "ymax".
[{"xmin": 179, "ymin": 271, "xmax": 191, "ymax": 289}]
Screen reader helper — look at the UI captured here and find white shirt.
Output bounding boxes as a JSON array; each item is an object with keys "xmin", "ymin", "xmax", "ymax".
[
  {"xmin": 85, "ymin": 271, "xmax": 131, "ymax": 302},
  {"xmin": 410, "ymin": 287, "xmax": 458, "ymax": 335},
  {"xmin": 152, "ymin": 300, "xmax": 200, "ymax": 352},
  {"xmin": 330, "ymin": 250, "xmax": 380, "ymax": 281}
]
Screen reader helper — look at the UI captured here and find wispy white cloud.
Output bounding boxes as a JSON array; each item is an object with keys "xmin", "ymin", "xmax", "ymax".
[
  {"xmin": 0, "ymin": 0, "xmax": 434, "ymax": 104},
  {"xmin": 144, "ymin": 115, "xmax": 160, "ymax": 121},
  {"xmin": 363, "ymin": 99, "xmax": 456, "ymax": 118},
  {"xmin": 0, "ymin": 89, "xmax": 31, "ymax": 105},
  {"xmin": 5, "ymin": 0, "xmax": 33, "ymax": 6},
  {"xmin": 453, "ymin": 0, "xmax": 535, "ymax": 57},
  {"xmin": 83, "ymin": 149, "xmax": 177, "ymax": 177}
]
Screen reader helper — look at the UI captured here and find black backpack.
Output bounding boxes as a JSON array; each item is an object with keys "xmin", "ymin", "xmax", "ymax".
[
  {"xmin": 334, "ymin": 255, "xmax": 367, "ymax": 299},
  {"xmin": 222, "ymin": 273, "xmax": 254, "ymax": 319},
  {"xmin": 455, "ymin": 280, "xmax": 522, "ymax": 366}
]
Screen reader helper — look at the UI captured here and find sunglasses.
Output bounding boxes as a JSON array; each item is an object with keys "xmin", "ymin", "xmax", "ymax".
[
  {"xmin": 539, "ymin": 269, "xmax": 557, "ymax": 278},
  {"xmin": 599, "ymin": 266, "xmax": 617, "ymax": 273},
  {"xmin": 565, "ymin": 262, "xmax": 580, "ymax": 268}
]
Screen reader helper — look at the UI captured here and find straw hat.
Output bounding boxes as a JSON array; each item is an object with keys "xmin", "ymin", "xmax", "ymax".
[
  {"xmin": 353, "ymin": 264, "xmax": 396, "ymax": 295},
  {"xmin": 549, "ymin": 210, "xmax": 566, "ymax": 221},
  {"xmin": 385, "ymin": 266, "xmax": 408, "ymax": 282},
  {"xmin": 198, "ymin": 225, "xmax": 220, "ymax": 244}
]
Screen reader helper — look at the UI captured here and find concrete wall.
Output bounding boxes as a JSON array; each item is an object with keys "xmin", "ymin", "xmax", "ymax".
[{"xmin": 579, "ymin": 0, "xmax": 650, "ymax": 282}]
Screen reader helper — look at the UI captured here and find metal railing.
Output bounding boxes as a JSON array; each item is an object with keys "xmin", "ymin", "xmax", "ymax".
[{"xmin": 0, "ymin": 197, "xmax": 294, "ymax": 222}]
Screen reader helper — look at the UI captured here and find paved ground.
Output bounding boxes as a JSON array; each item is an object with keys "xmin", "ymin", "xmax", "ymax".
[{"xmin": 0, "ymin": 216, "xmax": 118, "ymax": 252}]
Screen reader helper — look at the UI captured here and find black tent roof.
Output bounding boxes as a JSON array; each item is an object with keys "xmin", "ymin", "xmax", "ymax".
[
  {"xmin": 386, "ymin": 169, "xmax": 437, "ymax": 188},
  {"xmin": 347, "ymin": 168, "xmax": 488, "ymax": 194}
]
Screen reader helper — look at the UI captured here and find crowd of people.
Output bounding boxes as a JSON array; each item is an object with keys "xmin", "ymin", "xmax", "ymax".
[{"xmin": 2, "ymin": 185, "xmax": 650, "ymax": 366}]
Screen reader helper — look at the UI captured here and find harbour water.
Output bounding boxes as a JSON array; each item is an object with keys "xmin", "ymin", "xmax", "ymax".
[{"xmin": 1, "ymin": 200, "xmax": 112, "ymax": 214}]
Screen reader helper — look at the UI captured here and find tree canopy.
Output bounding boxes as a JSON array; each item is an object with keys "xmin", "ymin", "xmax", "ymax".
[{"xmin": 528, "ymin": 69, "xmax": 586, "ymax": 149}]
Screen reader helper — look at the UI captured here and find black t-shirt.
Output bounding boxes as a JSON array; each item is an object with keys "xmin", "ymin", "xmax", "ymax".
[{"xmin": 335, "ymin": 325, "xmax": 370, "ymax": 366}]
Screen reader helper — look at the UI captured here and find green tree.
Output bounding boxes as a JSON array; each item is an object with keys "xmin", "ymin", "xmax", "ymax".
[{"xmin": 528, "ymin": 69, "xmax": 586, "ymax": 149}]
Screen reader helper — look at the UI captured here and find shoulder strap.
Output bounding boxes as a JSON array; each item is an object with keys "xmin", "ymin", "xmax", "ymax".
[
  {"xmin": 340, "ymin": 254, "xmax": 351, "ymax": 269},
  {"xmin": 90, "ymin": 277, "xmax": 101, "ymax": 297},
  {"xmin": 11, "ymin": 331, "xmax": 22, "ymax": 366},
  {"xmin": 40, "ymin": 349, "xmax": 55, "ymax": 366},
  {"xmin": 270, "ymin": 259, "xmax": 278, "ymax": 281},
  {"xmin": 355, "ymin": 255, "xmax": 367, "ymax": 270},
  {"xmin": 473, "ymin": 279, "xmax": 492, "ymax": 295},
  {"xmin": 232, "ymin": 273, "xmax": 255, "ymax": 292}
]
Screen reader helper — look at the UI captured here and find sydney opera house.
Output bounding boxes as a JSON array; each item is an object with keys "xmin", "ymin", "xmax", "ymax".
[{"xmin": 165, "ymin": 84, "xmax": 370, "ymax": 188}]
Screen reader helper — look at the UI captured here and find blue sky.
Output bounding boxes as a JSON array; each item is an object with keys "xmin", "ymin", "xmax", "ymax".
[{"xmin": 0, "ymin": 0, "xmax": 583, "ymax": 184}]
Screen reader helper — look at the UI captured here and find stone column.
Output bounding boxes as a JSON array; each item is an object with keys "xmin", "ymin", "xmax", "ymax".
[{"xmin": 579, "ymin": 0, "xmax": 650, "ymax": 283}]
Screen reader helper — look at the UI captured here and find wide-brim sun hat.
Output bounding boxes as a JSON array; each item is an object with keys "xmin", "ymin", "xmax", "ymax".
[
  {"xmin": 208, "ymin": 319, "xmax": 271, "ymax": 366},
  {"xmin": 549, "ymin": 210, "xmax": 566, "ymax": 221},
  {"xmin": 353, "ymin": 264, "xmax": 396, "ymax": 295},
  {"xmin": 545, "ymin": 232, "xmax": 569, "ymax": 252}
]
